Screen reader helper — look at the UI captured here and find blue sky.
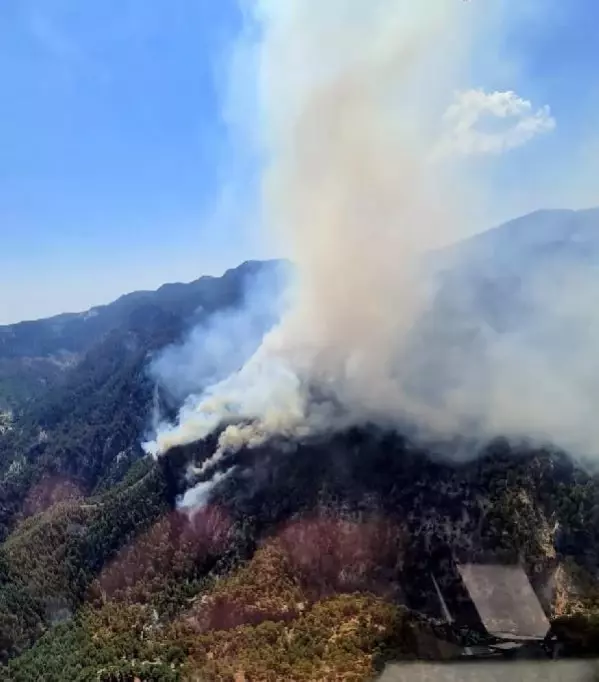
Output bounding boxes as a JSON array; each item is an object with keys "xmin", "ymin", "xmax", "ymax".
[
  {"xmin": 1, "ymin": 0, "xmax": 598, "ymax": 324},
  {"xmin": 0, "ymin": 0, "xmax": 258, "ymax": 323},
  {"xmin": 475, "ymin": 0, "xmax": 599, "ymax": 221}
]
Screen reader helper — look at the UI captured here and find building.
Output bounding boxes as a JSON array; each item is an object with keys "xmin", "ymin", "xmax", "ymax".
[{"xmin": 429, "ymin": 556, "xmax": 551, "ymax": 657}]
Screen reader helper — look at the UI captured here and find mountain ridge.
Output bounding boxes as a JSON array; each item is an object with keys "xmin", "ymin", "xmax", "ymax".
[
  {"xmin": 0, "ymin": 259, "xmax": 281, "ymax": 411},
  {"xmin": 4, "ymin": 206, "xmax": 598, "ymax": 413},
  {"xmin": 1, "ymin": 210, "xmax": 599, "ymax": 678}
]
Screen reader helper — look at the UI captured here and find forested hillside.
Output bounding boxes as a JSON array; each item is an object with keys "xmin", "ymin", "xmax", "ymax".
[
  {"xmin": 0, "ymin": 261, "xmax": 280, "ymax": 568},
  {"xmin": 0, "ymin": 260, "xmax": 276, "ymax": 412},
  {"xmin": 0, "ymin": 211, "xmax": 599, "ymax": 680}
]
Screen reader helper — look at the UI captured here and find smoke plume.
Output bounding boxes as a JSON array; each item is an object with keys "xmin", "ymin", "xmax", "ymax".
[
  {"xmin": 145, "ymin": 1, "xmax": 599, "ymax": 464},
  {"xmin": 146, "ymin": 0, "xmax": 470, "ymax": 458}
]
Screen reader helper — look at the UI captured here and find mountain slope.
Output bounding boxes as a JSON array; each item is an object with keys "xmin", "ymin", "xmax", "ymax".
[
  {"xmin": 0, "ymin": 260, "xmax": 283, "ymax": 542},
  {"xmin": 437, "ymin": 207, "xmax": 599, "ymax": 331},
  {"xmin": 456, "ymin": 208, "xmax": 599, "ymax": 271},
  {"xmin": 1, "ymin": 210, "xmax": 599, "ymax": 679},
  {"xmin": 0, "ymin": 260, "xmax": 278, "ymax": 412}
]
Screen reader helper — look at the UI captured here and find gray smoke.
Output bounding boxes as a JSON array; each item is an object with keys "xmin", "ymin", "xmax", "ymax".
[
  {"xmin": 144, "ymin": 262, "xmax": 289, "ymax": 457},
  {"xmin": 145, "ymin": 0, "xmax": 470, "ymax": 459},
  {"xmin": 145, "ymin": 1, "xmax": 599, "ymax": 464},
  {"xmin": 177, "ymin": 468, "xmax": 233, "ymax": 511}
]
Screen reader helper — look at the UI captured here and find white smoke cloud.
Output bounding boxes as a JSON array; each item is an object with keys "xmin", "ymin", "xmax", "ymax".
[
  {"xmin": 178, "ymin": 468, "xmax": 232, "ymax": 511},
  {"xmin": 149, "ymin": 262, "xmax": 288, "ymax": 403},
  {"xmin": 147, "ymin": 1, "xmax": 599, "ymax": 465},
  {"xmin": 435, "ymin": 250, "xmax": 599, "ymax": 457},
  {"xmin": 144, "ymin": 262, "xmax": 290, "ymax": 456},
  {"xmin": 145, "ymin": 0, "xmax": 472, "ymax": 462},
  {"xmin": 439, "ymin": 89, "xmax": 556, "ymax": 157}
]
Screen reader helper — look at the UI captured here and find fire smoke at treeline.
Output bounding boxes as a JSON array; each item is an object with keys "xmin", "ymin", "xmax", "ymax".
[{"xmin": 144, "ymin": 0, "xmax": 599, "ymax": 467}]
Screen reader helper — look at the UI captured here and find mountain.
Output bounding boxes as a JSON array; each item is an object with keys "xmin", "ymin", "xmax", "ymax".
[
  {"xmin": 454, "ymin": 208, "xmax": 599, "ymax": 272},
  {"xmin": 0, "ymin": 260, "xmax": 282, "ymax": 539},
  {"xmin": 0, "ymin": 260, "xmax": 281, "ymax": 412},
  {"xmin": 436, "ymin": 207, "xmax": 599, "ymax": 332},
  {"xmin": 424, "ymin": 207, "xmax": 599, "ymax": 322},
  {"xmin": 0, "ymin": 211, "xmax": 599, "ymax": 680}
]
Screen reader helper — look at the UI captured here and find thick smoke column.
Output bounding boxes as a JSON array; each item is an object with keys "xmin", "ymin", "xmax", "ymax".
[
  {"xmin": 146, "ymin": 0, "xmax": 475, "ymax": 458},
  {"xmin": 149, "ymin": 1, "xmax": 599, "ymax": 462},
  {"xmin": 254, "ymin": 0, "xmax": 464, "ymax": 426}
]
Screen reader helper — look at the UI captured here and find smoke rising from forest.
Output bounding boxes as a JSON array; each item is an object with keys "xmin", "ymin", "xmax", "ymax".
[{"xmin": 146, "ymin": 1, "xmax": 599, "ymax": 464}]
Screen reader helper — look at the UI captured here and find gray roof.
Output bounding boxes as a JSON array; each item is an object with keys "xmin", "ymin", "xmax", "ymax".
[{"xmin": 456, "ymin": 563, "xmax": 550, "ymax": 640}]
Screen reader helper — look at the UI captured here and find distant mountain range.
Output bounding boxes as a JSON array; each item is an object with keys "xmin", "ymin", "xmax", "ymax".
[
  {"xmin": 0, "ymin": 259, "xmax": 280, "ymax": 411},
  {"xmin": 454, "ymin": 208, "xmax": 599, "ymax": 272},
  {"xmin": 438, "ymin": 207, "xmax": 599, "ymax": 325},
  {"xmin": 3, "ymin": 207, "xmax": 598, "ymax": 412}
]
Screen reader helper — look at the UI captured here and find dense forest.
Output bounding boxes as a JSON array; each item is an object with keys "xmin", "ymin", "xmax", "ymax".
[
  {"xmin": 0, "ymin": 225, "xmax": 599, "ymax": 680},
  {"xmin": 2, "ymin": 426, "xmax": 599, "ymax": 681}
]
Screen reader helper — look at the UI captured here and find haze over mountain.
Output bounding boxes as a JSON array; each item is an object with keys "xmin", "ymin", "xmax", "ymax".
[
  {"xmin": 0, "ymin": 260, "xmax": 279, "ymax": 410},
  {"xmin": 3, "ymin": 205, "xmax": 599, "ymax": 462},
  {"xmin": 0, "ymin": 207, "xmax": 599, "ymax": 679}
]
